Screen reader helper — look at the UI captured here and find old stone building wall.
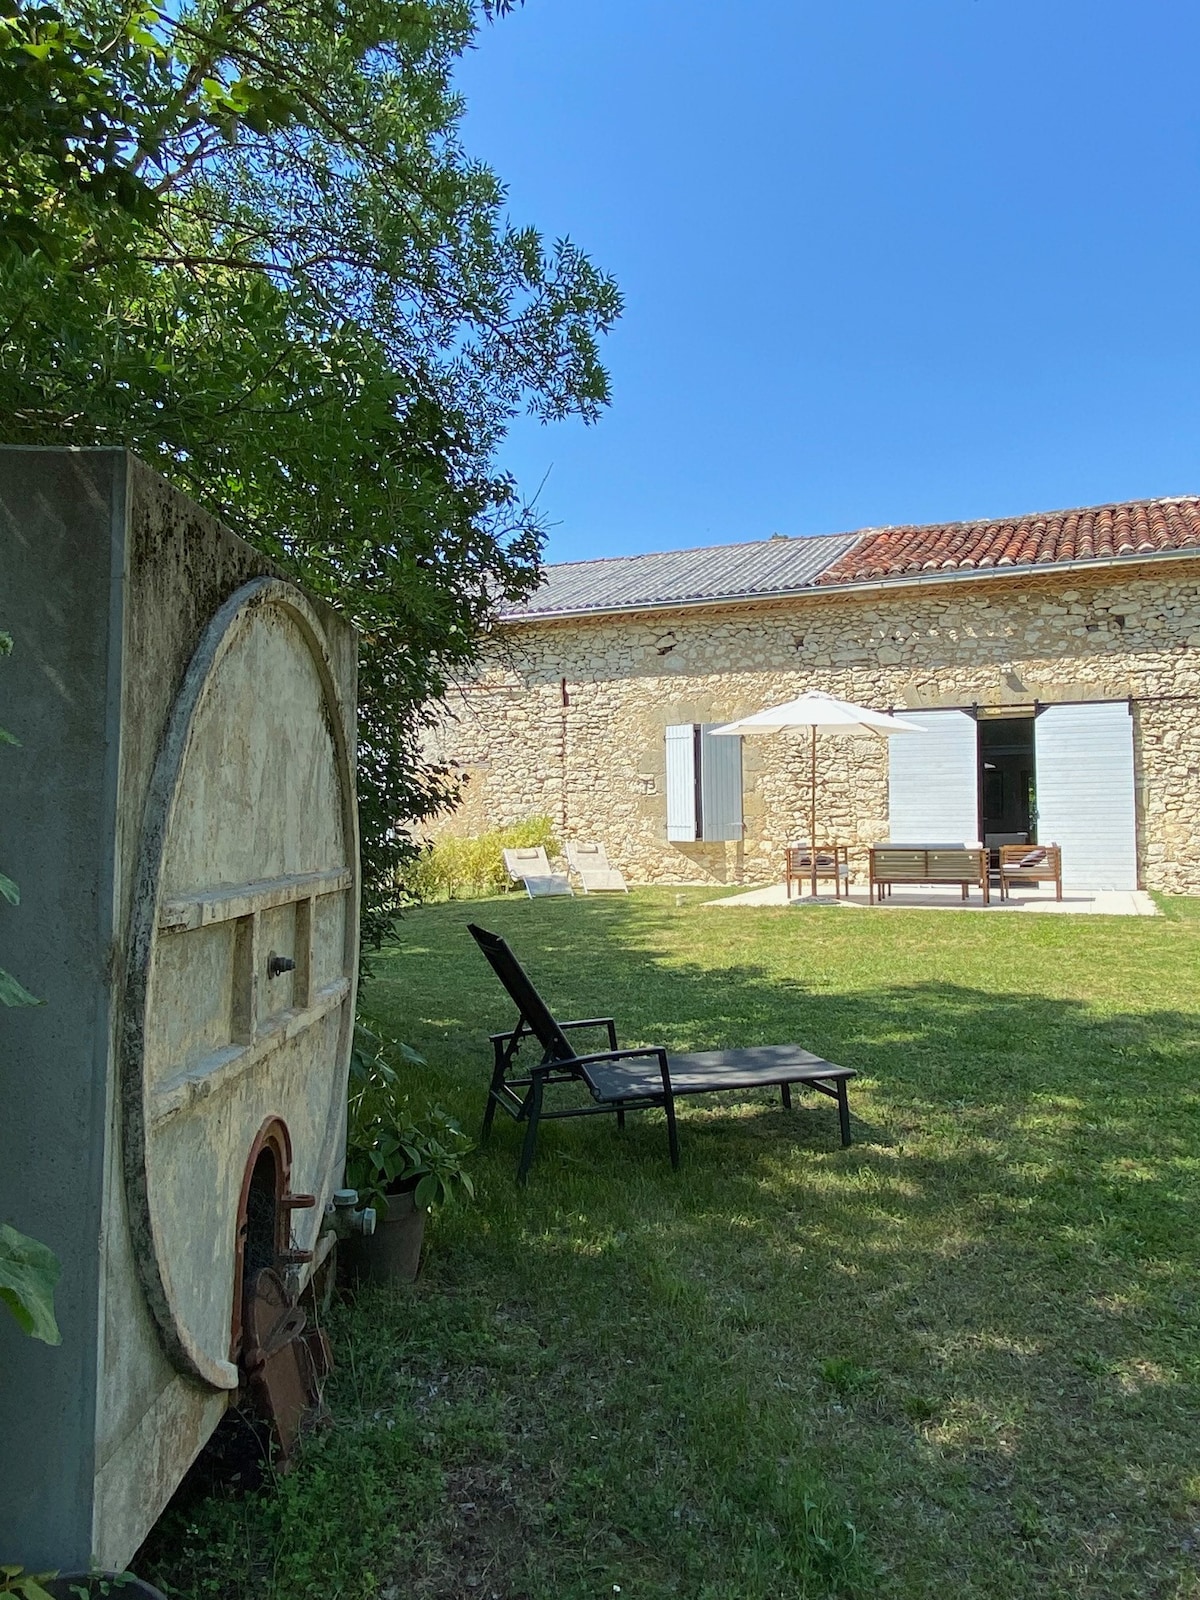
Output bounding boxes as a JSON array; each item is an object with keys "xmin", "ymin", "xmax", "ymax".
[{"xmin": 427, "ymin": 559, "xmax": 1200, "ymax": 894}]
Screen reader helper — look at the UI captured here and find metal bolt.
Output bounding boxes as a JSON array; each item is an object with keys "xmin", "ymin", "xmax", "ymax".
[{"xmin": 267, "ymin": 952, "xmax": 296, "ymax": 979}]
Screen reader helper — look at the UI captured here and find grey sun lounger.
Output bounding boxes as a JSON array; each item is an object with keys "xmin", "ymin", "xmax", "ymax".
[
  {"xmin": 565, "ymin": 841, "xmax": 629, "ymax": 893},
  {"xmin": 502, "ymin": 846, "xmax": 574, "ymax": 898},
  {"xmin": 468, "ymin": 923, "xmax": 856, "ymax": 1180}
]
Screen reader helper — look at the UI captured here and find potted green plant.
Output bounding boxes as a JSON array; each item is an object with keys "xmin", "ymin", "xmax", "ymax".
[
  {"xmin": 341, "ymin": 1019, "xmax": 474, "ymax": 1284},
  {"xmin": 9, "ymin": 1575, "xmax": 168, "ymax": 1599}
]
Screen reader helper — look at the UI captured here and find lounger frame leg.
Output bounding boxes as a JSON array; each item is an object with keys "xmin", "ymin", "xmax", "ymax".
[
  {"xmin": 517, "ymin": 1073, "xmax": 545, "ymax": 1184},
  {"xmin": 780, "ymin": 1082, "xmax": 792, "ymax": 1111},
  {"xmin": 481, "ymin": 1060, "xmax": 504, "ymax": 1143},
  {"xmin": 664, "ymin": 1091, "xmax": 680, "ymax": 1169},
  {"xmin": 836, "ymin": 1080, "xmax": 851, "ymax": 1148},
  {"xmin": 482, "ymin": 1028, "xmax": 526, "ymax": 1144}
]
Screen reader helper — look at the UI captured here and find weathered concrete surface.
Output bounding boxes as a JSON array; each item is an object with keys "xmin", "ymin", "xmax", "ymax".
[
  {"xmin": 124, "ymin": 579, "xmax": 357, "ymax": 1392},
  {"xmin": 0, "ymin": 449, "xmax": 358, "ymax": 1570},
  {"xmin": 0, "ymin": 450, "xmax": 124, "ymax": 1565}
]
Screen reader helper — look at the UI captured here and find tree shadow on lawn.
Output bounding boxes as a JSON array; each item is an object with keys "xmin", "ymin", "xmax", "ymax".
[{"xmin": 366, "ymin": 899, "xmax": 1200, "ymax": 1597}]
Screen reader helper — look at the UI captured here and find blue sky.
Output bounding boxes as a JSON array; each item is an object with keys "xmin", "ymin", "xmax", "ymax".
[{"xmin": 456, "ymin": 1, "xmax": 1200, "ymax": 565}]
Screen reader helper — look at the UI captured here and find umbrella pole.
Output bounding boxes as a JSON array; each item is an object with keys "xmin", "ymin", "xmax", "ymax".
[{"xmin": 810, "ymin": 725, "xmax": 817, "ymax": 897}]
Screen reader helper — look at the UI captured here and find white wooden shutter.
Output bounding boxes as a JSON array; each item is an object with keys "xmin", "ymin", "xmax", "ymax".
[
  {"xmin": 699, "ymin": 725, "xmax": 743, "ymax": 841},
  {"xmin": 888, "ymin": 710, "xmax": 979, "ymax": 843},
  {"xmin": 1034, "ymin": 702, "xmax": 1137, "ymax": 890},
  {"xmin": 665, "ymin": 724, "xmax": 698, "ymax": 841}
]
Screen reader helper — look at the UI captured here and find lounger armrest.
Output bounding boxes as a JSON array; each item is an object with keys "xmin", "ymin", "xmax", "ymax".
[
  {"xmin": 570, "ymin": 1045, "xmax": 674, "ymax": 1100},
  {"xmin": 558, "ymin": 1016, "xmax": 619, "ymax": 1047}
]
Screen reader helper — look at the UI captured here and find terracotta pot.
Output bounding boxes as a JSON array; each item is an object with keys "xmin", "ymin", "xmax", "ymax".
[{"xmin": 339, "ymin": 1187, "xmax": 427, "ymax": 1285}]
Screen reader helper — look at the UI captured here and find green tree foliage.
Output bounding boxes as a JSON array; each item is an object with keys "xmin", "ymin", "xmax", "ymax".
[{"xmin": 0, "ymin": 0, "xmax": 619, "ymax": 944}]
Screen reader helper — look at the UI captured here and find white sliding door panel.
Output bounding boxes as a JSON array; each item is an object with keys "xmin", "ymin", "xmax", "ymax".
[
  {"xmin": 888, "ymin": 710, "xmax": 979, "ymax": 843},
  {"xmin": 1034, "ymin": 702, "xmax": 1137, "ymax": 890}
]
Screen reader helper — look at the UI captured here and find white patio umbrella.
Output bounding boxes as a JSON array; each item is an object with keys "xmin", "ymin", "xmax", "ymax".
[{"xmin": 709, "ymin": 691, "xmax": 927, "ymax": 897}]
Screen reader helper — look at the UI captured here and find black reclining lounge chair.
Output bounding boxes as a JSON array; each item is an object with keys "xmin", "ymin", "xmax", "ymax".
[{"xmin": 468, "ymin": 923, "xmax": 856, "ymax": 1181}]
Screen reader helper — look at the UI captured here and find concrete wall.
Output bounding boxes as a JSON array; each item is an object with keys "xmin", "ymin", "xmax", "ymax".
[
  {"xmin": 426, "ymin": 561, "xmax": 1200, "ymax": 894},
  {"xmin": 0, "ymin": 449, "xmax": 358, "ymax": 1569},
  {"xmin": 0, "ymin": 451, "xmax": 127, "ymax": 1564}
]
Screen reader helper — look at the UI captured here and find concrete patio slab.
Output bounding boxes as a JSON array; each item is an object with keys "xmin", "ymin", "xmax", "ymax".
[{"xmin": 703, "ymin": 881, "xmax": 1159, "ymax": 916}]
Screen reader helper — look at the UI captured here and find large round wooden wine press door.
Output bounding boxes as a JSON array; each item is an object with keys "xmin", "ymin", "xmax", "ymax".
[{"xmin": 123, "ymin": 578, "xmax": 358, "ymax": 1390}]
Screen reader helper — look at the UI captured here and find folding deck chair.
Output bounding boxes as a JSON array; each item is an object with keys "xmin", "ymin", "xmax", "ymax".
[
  {"xmin": 468, "ymin": 923, "xmax": 856, "ymax": 1180},
  {"xmin": 502, "ymin": 846, "xmax": 573, "ymax": 898},
  {"xmin": 565, "ymin": 841, "xmax": 629, "ymax": 893}
]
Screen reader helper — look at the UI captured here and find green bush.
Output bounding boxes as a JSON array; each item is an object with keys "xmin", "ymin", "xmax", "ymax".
[{"xmin": 399, "ymin": 815, "xmax": 559, "ymax": 901}]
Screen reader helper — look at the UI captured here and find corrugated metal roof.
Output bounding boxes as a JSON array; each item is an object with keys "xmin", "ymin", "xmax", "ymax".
[{"xmin": 502, "ymin": 531, "xmax": 862, "ymax": 619}]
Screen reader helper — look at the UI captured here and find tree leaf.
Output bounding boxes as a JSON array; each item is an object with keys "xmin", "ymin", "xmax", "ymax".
[
  {"xmin": 0, "ymin": 967, "xmax": 41, "ymax": 1007},
  {"xmin": 18, "ymin": 1578, "xmax": 59, "ymax": 1600},
  {"xmin": 0, "ymin": 1223, "xmax": 62, "ymax": 1344},
  {"xmin": 0, "ymin": 871, "xmax": 18, "ymax": 905}
]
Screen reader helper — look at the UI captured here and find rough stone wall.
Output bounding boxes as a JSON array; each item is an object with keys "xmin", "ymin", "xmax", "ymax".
[{"xmin": 426, "ymin": 561, "xmax": 1200, "ymax": 894}]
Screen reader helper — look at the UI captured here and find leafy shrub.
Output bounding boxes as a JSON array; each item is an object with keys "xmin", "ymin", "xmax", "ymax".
[
  {"xmin": 399, "ymin": 815, "xmax": 559, "ymax": 901},
  {"xmin": 346, "ymin": 1017, "xmax": 474, "ymax": 1215}
]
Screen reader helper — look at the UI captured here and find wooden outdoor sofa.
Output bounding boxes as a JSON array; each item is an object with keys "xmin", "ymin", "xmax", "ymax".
[
  {"xmin": 998, "ymin": 843, "xmax": 1063, "ymax": 901},
  {"xmin": 468, "ymin": 923, "xmax": 856, "ymax": 1181},
  {"xmin": 869, "ymin": 845, "xmax": 990, "ymax": 904}
]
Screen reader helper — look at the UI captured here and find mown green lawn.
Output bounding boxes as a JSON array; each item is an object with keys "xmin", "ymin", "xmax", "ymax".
[{"xmin": 144, "ymin": 891, "xmax": 1200, "ymax": 1600}]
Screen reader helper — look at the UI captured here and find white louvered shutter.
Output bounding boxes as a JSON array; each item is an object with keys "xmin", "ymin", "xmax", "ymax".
[
  {"xmin": 699, "ymin": 725, "xmax": 744, "ymax": 841},
  {"xmin": 665, "ymin": 724, "xmax": 698, "ymax": 841},
  {"xmin": 1034, "ymin": 702, "xmax": 1137, "ymax": 890},
  {"xmin": 888, "ymin": 710, "xmax": 979, "ymax": 843}
]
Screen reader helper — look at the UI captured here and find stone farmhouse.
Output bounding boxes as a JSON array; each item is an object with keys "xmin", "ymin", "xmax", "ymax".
[{"xmin": 428, "ymin": 496, "xmax": 1200, "ymax": 895}]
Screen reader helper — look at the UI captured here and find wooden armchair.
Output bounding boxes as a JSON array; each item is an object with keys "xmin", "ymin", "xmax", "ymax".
[
  {"xmin": 785, "ymin": 843, "xmax": 850, "ymax": 899},
  {"xmin": 998, "ymin": 844, "xmax": 1063, "ymax": 901}
]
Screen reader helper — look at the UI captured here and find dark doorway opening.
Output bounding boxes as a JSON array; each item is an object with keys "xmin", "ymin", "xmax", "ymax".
[
  {"xmin": 231, "ymin": 1116, "xmax": 292, "ymax": 1361},
  {"xmin": 244, "ymin": 1150, "xmax": 280, "ymax": 1281},
  {"xmin": 978, "ymin": 715, "xmax": 1036, "ymax": 847}
]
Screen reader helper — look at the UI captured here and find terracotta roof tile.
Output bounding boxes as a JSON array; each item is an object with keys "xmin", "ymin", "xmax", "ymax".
[{"xmin": 816, "ymin": 495, "xmax": 1200, "ymax": 585}]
